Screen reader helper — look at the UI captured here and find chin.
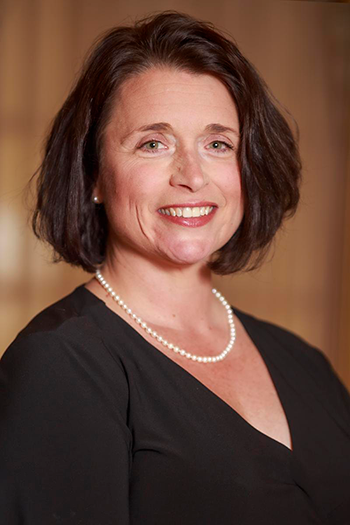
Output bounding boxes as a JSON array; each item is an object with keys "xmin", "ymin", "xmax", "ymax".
[{"xmin": 164, "ymin": 240, "xmax": 215, "ymax": 266}]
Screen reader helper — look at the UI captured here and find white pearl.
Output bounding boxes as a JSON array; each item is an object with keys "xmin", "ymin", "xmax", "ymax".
[{"xmin": 94, "ymin": 272, "xmax": 236, "ymax": 364}]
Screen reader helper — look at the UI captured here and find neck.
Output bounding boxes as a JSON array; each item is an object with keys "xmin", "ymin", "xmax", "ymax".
[{"xmin": 100, "ymin": 245, "xmax": 218, "ymax": 330}]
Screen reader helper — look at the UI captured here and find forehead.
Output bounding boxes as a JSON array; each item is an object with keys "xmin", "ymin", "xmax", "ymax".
[{"xmin": 106, "ymin": 68, "xmax": 239, "ymax": 133}]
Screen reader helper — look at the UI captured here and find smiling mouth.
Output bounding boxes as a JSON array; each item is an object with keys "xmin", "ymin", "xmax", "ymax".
[{"xmin": 158, "ymin": 206, "xmax": 215, "ymax": 218}]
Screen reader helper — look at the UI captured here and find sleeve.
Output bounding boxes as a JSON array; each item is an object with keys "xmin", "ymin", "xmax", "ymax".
[{"xmin": 0, "ymin": 326, "xmax": 132, "ymax": 525}]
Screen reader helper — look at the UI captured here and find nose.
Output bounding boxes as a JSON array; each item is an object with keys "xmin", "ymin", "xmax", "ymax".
[{"xmin": 170, "ymin": 150, "xmax": 209, "ymax": 192}]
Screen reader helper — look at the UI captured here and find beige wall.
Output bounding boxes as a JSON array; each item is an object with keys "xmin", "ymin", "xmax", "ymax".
[{"xmin": 1, "ymin": 0, "xmax": 349, "ymax": 387}]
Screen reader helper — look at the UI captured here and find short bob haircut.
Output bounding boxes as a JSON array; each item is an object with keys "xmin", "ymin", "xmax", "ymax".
[{"xmin": 32, "ymin": 11, "xmax": 301, "ymax": 275}]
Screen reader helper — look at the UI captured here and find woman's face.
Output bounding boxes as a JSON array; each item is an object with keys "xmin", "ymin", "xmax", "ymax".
[{"xmin": 98, "ymin": 68, "xmax": 243, "ymax": 268}]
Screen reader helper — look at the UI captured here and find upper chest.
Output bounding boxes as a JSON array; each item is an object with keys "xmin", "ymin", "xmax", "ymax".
[
  {"xmin": 119, "ymin": 308, "xmax": 294, "ymax": 451},
  {"xmin": 174, "ymin": 335, "xmax": 293, "ymax": 450}
]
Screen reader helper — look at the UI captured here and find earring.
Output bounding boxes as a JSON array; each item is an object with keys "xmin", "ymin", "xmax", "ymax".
[{"xmin": 93, "ymin": 195, "xmax": 100, "ymax": 204}]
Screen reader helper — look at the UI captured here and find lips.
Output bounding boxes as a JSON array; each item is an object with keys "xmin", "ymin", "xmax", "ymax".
[{"xmin": 157, "ymin": 203, "xmax": 217, "ymax": 227}]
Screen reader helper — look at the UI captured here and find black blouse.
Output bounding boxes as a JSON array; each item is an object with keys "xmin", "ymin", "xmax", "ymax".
[{"xmin": 1, "ymin": 286, "xmax": 350, "ymax": 524}]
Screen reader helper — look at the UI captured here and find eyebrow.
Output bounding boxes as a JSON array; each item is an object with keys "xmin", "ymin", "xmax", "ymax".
[
  {"xmin": 204, "ymin": 123, "xmax": 240, "ymax": 137},
  {"xmin": 121, "ymin": 122, "xmax": 240, "ymax": 141}
]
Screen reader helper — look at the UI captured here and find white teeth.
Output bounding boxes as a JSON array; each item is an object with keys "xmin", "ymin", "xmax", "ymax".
[
  {"xmin": 159, "ymin": 206, "xmax": 214, "ymax": 217},
  {"xmin": 183, "ymin": 206, "xmax": 201, "ymax": 217}
]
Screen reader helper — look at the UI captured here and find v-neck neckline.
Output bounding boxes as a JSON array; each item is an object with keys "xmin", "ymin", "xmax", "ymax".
[{"xmin": 80, "ymin": 285, "xmax": 295, "ymax": 456}]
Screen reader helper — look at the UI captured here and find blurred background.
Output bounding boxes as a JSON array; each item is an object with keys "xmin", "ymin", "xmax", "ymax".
[{"xmin": 0, "ymin": 0, "xmax": 349, "ymax": 387}]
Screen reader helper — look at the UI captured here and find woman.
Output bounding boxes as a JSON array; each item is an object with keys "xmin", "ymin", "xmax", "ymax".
[{"xmin": 1, "ymin": 11, "xmax": 349, "ymax": 525}]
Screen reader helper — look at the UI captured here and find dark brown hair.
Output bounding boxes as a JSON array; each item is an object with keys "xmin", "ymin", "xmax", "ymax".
[{"xmin": 32, "ymin": 11, "xmax": 301, "ymax": 275}]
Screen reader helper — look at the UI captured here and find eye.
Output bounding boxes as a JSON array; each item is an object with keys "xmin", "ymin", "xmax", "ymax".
[
  {"xmin": 207, "ymin": 140, "xmax": 234, "ymax": 153},
  {"xmin": 139, "ymin": 140, "xmax": 167, "ymax": 152}
]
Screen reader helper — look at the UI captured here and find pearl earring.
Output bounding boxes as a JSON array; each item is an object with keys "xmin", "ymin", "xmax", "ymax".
[{"xmin": 93, "ymin": 196, "xmax": 99, "ymax": 204}]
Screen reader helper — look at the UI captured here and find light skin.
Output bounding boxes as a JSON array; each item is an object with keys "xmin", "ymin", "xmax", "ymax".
[
  {"xmin": 89, "ymin": 67, "xmax": 243, "ymax": 333},
  {"xmin": 86, "ymin": 67, "xmax": 292, "ymax": 450}
]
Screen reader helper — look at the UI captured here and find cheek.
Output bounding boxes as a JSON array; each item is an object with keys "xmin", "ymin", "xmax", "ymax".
[
  {"xmin": 235, "ymin": 189, "xmax": 245, "ymax": 223},
  {"xmin": 218, "ymin": 170, "xmax": 244, "ymax": 234},
  {"xmin": 102, "ymin": 164, "xmax": 161, "ymax": 227},
  {"xmin": 219, "ymin": 165, "xmax": 243, "ymax": 205}
]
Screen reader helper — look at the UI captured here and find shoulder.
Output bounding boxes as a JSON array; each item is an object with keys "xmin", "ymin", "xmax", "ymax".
[
  {"xmin": 235, "ymin": 306, "xmax": 325, "ymax": 365},
  {"xmin": 3, "ymin": 285, "xmax": 110, "ymax": 356},
  {"xmin": 14, "ymin": 285, "xmax": 99, "ymax": 340},
  {"xmin": 235, "ymin": 307, "xmax": 350, "ymax": 420},
  {"xmin": 1, "ymin": 287, "xmax": 129, "ymax": 416},
  {"xmin": 2, "ymin": 287, "xmax": 100, "ymax": 370}
]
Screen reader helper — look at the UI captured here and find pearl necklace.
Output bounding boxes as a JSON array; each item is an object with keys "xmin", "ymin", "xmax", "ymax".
[{"xmin": 95, "ymin": 270, "xmax": 236, "ymax": 364}]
